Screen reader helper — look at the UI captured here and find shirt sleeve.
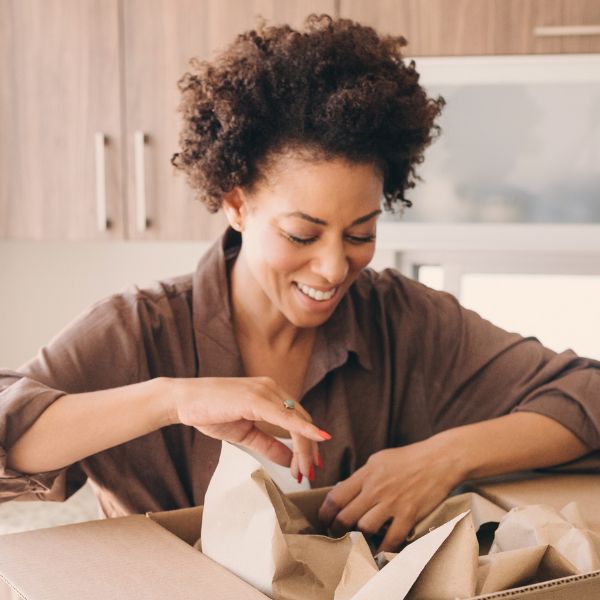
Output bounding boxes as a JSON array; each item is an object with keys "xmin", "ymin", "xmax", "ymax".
[
  {"xmin": 0, "ymin": 292, "xmax": 146, "ymax": 502},
  {"xmin": 384, "ymin": 271, "xmax": 600, "ymax": 450}
]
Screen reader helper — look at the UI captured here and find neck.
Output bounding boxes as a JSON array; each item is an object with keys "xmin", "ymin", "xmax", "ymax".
[{"xmin": 229, "ymin": 251, "xmax": 310, "ymax": 352}]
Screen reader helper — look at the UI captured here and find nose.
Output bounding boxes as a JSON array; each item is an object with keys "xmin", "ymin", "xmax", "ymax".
[{"xmin": 311, "ymin": 239, "xmax": 350, "ymax": 285}]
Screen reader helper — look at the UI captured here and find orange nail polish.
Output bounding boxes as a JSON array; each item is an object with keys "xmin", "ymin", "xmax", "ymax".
[
  {"xmin": 297, "ymin": 472, "xmax": 303, "ymax": 484},
  {"xmin": 309, "ymin": 466, "xmax": 314, "ymax": 481},
  {"xmin": 318, "ymin": 429, "xmax": 332, "ymax": 440}
]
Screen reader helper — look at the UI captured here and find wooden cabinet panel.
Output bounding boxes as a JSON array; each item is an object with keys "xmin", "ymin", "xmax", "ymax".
[
  {"xmin": 122, "ymin": 0, "xmax": 335, "ymax": 241},
  {"xmin": 489, "ymin": 0, "xmax": 563, "ymax": 55},
  {"xmin": 340, "ymin": 0, "xmax": 494, "ymax": 56},
  {"xmin": 340, "ymin": 0, "xmax": 579, "ymax": 56},
  {"xmin": 0, "ymin": 0, "xmax": 124, "ymax": 240},
  {"xmin": 205, "ymin": 0, "xmax": 337, "ymax": 56},
  {"xmin": 560, "ymin": 0, "xmax": 600, "ymax": 53},
  {"xmin": 122, "ymin": 0, "xmax": 219, "ymax": 241}
]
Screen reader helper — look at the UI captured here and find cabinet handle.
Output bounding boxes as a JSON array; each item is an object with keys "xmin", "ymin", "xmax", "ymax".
[
  {"xmin": 134, "ymin": 130, "xmax": 148, "ymax": 232},
  {"xmin": 94, "ymin": 132, "xmax": 109, "ymax": 232},
  {"xmin": 534, "ymin": 25, "xmax": 600, "ymax": 37}
]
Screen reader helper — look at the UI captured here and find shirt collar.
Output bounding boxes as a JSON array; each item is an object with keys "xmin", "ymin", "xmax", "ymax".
[{"xmin": 191, "ymin": 227, "xmax": 372, "ymax": 384}]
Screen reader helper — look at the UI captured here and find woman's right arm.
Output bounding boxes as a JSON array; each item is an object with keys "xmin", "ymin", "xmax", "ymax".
[
  {"xmin": 6, "ymin": 375, "xmax": 328, "ymax": 480},
  {"xmin": 6, "ymin": 378, "xmax": 172, "ymax": 475},
  {"xmin": 2, "ymin": 286, "xmax": 326, "ymax": 501}
]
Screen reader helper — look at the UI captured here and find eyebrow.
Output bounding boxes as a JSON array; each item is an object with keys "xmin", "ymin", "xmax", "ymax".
[{"xmin": 283, "ymin": 209, "xmax": 382, "ymax": 226}]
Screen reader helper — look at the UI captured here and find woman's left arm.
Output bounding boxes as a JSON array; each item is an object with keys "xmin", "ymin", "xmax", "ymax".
[
  {"xmin": 318, "ymin": 410, "xmax": 590, "ymax": 552},
  {"xmin": 319, "ymin": 273, "xmax": 599, "ymax": 552}
]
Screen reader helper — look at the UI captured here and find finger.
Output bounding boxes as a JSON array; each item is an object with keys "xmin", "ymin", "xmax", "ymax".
[
  {"xmin": 278, "ymin": 397, "xmax": 318, "ymax": 480},
  {"xmin": 313, "ymin": 444, "xmax": 321, "ymax": 468},
  {"xmin": 356, "ymin": 503, "xmax": 394, "ymax": 537},
  {"xmin": 250, "ymin": 395, "xmax": 331, "ymax": 443},
  {"xmin": 318, "ymin": 469, "xmax": 364, "ymax": 529},
  {"xmin": 244, "ymin": 380, "xmax": 320, "ymax": 481},
  {"xmin": 273, "ymin": 394, "xmax": 317, "ymax": 442},
  {"xmin": 290, "ymin": 431, "xmax": 316, "ymax": 480},
  {"xmin": 329, "ymin": 490, "xmax": 375, "ymax": 537},
  {"xmin": 291, "ymin": 418, "xmax": 321, "ymax": 470},
  {"xmin": 251, "ymin": 380, "xmax": 329, "ymax": 446},
  {"xmin": 290, "ymin": 453, "xmax": 299, "ymax": 481},
  {"xmin": 279, "ymin": 397, "xmax": 313, "ymax": 424},
  {"xmin": 258, "ymin": 383, "xmax": 318, "ymax": 480},
  {"xmin": 377, "ymin": 516, "xmax": 413, "ymax": 553},
  {"xmin": 234, "ymin": 425, "xmax": 294, "ymax": 466}
]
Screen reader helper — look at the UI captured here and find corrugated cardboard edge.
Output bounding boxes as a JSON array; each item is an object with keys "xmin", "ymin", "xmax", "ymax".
[
  {"xmin": 0, "ymin": 571, "xmax": 23, "ymax": 600},
  {"xmin": 471, "ymin": 569, "xmax": 600, "ymax": 599}
]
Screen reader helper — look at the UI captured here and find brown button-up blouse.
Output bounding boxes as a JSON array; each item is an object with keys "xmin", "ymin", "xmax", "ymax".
[{"xmin": 1, "ymin": 228, "xmax": 599, "ymax": 517}]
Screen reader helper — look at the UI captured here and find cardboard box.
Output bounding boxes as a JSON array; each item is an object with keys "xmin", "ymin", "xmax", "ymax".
[{"xmin": 1, "ymin": 476, "xmax": 599, "ymax": 599}]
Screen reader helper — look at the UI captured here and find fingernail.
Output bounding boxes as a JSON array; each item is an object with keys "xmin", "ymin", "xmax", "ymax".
[
  {"xmin": 318, "ymin": 429, "xmax": 332, "ymax": 440},
  {"xmin": 317, "ymin": 454, "xmax": 324, "ymax": 469},
  {"xmin": 297, "ymin": 472, "xmax": 303, "ymax": 484},
  {"xmin": 309, "ymin": 466, "xmax": 314, "ymax": 481}
]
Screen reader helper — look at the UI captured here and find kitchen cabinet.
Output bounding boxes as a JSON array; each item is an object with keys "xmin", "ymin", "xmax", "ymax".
[
  {"xmin": 561, "ymin": 0, "xmax": 600, "ymax": 53},
  {"xmin": 3, "ymin": 0, "xmax": 596, "ymax": 240},
  {"xmin": 121, "ymin": 0, "xmax": 336, "ymax": 240},
  {"xmin": 0, "ymin": 0, "xmax": 335, "ymax": 241},
  {"xmin": 340, "ymin": 0, "xmax": 600, "ymax": 56},
  {"xmin": 0, "ymin": 0, "xmax": 125, "ymax": 240}
]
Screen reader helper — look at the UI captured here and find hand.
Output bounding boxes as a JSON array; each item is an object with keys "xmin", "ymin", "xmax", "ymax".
[
  {"xmin": 164, "ymin": 376, "xmax": 330, "ymax": 481},
  {"xmin": 318, "ymin": 437, "xmax": 462, "ymax": 552}
]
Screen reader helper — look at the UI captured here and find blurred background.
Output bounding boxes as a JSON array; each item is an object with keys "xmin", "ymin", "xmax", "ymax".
[{"xmin": 1, "ymin": 0, "xmax": 599, "ymax": 533}]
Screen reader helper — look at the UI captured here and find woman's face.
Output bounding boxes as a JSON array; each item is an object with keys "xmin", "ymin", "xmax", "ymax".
[{"xmin": 226, "ymin": 153, "xmax": 383, "ymax": 329}]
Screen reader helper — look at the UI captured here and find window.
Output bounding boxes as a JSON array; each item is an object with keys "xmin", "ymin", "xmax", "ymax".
[{"xmin": 411, "ymin": 257, "xmax": 600, "ymax": 360}]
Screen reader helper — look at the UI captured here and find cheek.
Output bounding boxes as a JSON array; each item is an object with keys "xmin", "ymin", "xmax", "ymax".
[
  {"xmin": 348, "ymin": 245, "xmax": 376, "ymax": 272},
  {"xmin": 256, "ymin": 236, "xmax": 305, "ymax": 279}
]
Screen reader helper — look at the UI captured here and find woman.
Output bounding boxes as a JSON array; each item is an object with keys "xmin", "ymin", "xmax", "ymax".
[{"xmin": 2, "ymin": 15, "xmax": 598, "ymax": 553}]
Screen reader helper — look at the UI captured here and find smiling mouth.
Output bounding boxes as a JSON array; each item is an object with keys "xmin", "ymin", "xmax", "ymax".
[{"xmin": 294, "ymin": 282, "xmax": 338, "ymax": 301}]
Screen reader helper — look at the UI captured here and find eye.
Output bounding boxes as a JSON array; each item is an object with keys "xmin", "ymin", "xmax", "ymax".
[
  {"xmin": 284, "ymin": 232, "xmax": 317, "ymax": 245},
  {"xmin": 345, "ymin": 234, "xmax": 376, "ymax": 245}
]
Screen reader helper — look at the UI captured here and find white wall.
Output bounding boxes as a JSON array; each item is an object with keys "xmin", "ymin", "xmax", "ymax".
[
  {"xmin": 0, "ymin": 241, "xmax": 398, "ymax": 369},
  {"xmin": 0, "ymin": 240, "xmax": 211, "ymax": 368}
]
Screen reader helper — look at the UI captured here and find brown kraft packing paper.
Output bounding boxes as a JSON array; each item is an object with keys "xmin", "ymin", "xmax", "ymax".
[{"xmin": 200, "ymin": 442, "xmax": 600, "ymax": 599}]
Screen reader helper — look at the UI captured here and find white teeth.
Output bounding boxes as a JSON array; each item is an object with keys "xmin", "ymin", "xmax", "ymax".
[{"xmin": 297, "ymin": 283, "xmax": 337, "ymax": 301}]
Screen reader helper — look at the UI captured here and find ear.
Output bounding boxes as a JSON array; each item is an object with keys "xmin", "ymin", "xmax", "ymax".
[{"xmin": 222, "ymin": 187, "xmax": 248, "ymax": 232}]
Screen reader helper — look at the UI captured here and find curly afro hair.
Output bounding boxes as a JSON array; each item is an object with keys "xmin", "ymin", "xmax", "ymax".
[{"xmin": 171, "ymin": 14, "xmax": 444, "ymax": 214}]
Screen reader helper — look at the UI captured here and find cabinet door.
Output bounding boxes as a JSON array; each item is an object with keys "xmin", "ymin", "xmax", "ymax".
[
  {"xmin": 559, "ymin": 0, "xmax": 600, "ymax": 53},
  {"xmin": 0, "ymin": 0, "xmax": 124, "ymax": 240},
  {"xmin": 490, "ymin": 0, "xmax": 600, "ymax": 55},
  {"xmin": 339, "ymin": 0, "xmax": 565, "ymax": 56},
  {"xmin": 122, "ymin": 0, "xmax": 335, "ymax": 241}
]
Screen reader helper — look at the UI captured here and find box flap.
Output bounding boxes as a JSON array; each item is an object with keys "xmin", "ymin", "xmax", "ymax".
[
  {"xmin": 146, "ymin": 505, "xmax": 204, "ymax": 546},
  {"xmin": 0, "ymin": 515, "xmax": 267, "ymax": 600},
  {"xmin": 145, "ymin": 488, "xmax": 332, "ymax": 546},
  {"xmin": 144, "ymin": 488, "xmax": 333, "ymax": 546},
  {"xmin": 471, "ymin": 474, "xmax": 600, "ymax": 531}
]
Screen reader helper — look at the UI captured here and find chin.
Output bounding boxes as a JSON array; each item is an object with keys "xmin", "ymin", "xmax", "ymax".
[
  {"xmin": 285, "ymin": 302, "xmax": 340, "ymax": 329},
  {"xmin": 289, "ymin": 314, "xmax": 331, "ymax": 329}
]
